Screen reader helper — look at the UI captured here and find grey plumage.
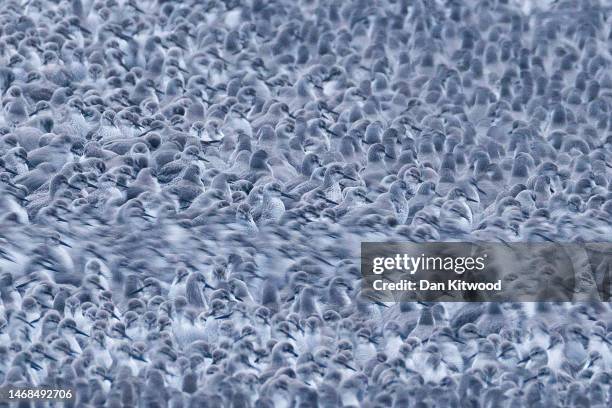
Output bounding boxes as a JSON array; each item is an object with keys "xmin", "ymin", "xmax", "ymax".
[{"xmin": 0, "ymin": 0, "xmax": 610, "ymax": 406}]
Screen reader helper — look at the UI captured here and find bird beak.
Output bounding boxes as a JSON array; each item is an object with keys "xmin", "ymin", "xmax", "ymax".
[
  {"xmin": 0, "ymin": 250, "xmax": 16, "ymax": 263},
  {"xmin": 27, "ymin": 358, "xmax": 43, "ymax": 371},
  {"xmin": 5, "ymin": 168, "xmax": 18, "ymax": 176},
  {"xmin": 341, "ymin": 172, "xmax": 357, "ymax": 181},
  {"xmin": 43, "ymin": 352, "xmax": 57, "ymax": 362},
  {"xmin": 15, "ymin": 315, "xmax": 35, "ymax": 329},
  {"xmin": 365, "ymin": 196, "xmax": 373, "ymax": 203},
  {"xmin": 2, "ymin": 179, "xmax": 18, "ymax": 192},
  {"xmin": 160, "ymin": 349, "xmax": 176, "ymax": 360},
  {"xmin": 131, "ymin": 2, "xmax": 145, "ymax": 13},
  {"xmin": 311, "ymin": 253, "xmax": 334, "ymax": 266},
  {"xmin": 466, "ymin": 196, "xmax": 478, "ymax": 203},
  {"xmin": 280, "ymin": 330, "xmax": 296, "ymax": 341},
  {"xmin": 74, "ymin": 328, "xmax": 89, "ymax": 337},
  {"xmin": 281, "ymin": 192, "xmax": 296, "ymax": 200},
  {"xmin": 200, "ymin": 140, "xmax": 222, "ymax": 147},
  {"xmin": 138, "ymin": 128, "xmax": 154, "ymax": 137},
  {"xmin": 130, "ymin": 352, "xmax": 148, "ymax": 363},
  {"xmin": 61, "ymin": 344, "xmax": 78, "ymax": 357},
  {"xmin": 78, "ymin": 24, "xmax": 92, "ymax": 35},
  {"xmin": 323, "ymin": 126, "xmax": 338, "ymax": 137},
  {"xmin": 128, "ymin": 283, "xmax": 152, "ymax": 296},
  {"xmin": 15, "ymin": 278, "xmax": 35, "ymax": 289},
  {"xmin": 59, "ymin": 239, "xmax": 72, "ymax": 248},
  {"xmin": 322, "ymin": 197, "xmax": 339, "ymax": 206},
  {"xmin": 197, "ymin": 155, "xmax": 210, "ymax": 163},
  {"xmin": 534, "ymin": 232, "xmax": 554, "ymax": 242}
]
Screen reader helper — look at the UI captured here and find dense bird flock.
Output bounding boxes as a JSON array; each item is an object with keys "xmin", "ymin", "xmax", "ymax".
[{"xmin": 1, "ymin": 0, "xmax": 612, "ymax": 406}]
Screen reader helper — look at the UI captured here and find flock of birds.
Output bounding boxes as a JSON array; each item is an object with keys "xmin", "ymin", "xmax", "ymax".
[{"xmin": 0, "ymin": 0, "xmax": 612, "ymax": 406}]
